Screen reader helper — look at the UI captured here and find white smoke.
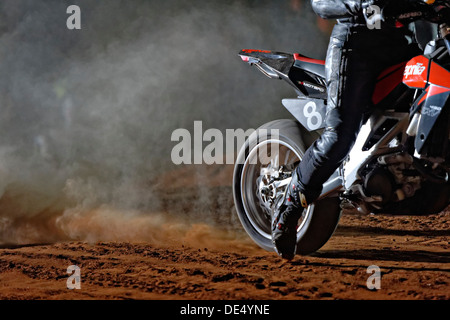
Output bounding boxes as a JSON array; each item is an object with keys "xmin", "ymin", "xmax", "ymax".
[{"xmin": 0, "ymin": 0, "xmax": 329, "ymax": 245}]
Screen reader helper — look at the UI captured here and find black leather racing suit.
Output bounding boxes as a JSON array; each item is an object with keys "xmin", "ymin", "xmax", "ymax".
[{"xmin": 292, "ymin": 0, "xmax": 423, "ymax": 204}]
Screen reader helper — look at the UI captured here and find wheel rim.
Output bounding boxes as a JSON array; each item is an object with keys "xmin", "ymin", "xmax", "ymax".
[{"xmin": 240, "ymin": 139, "xmax": 311, "ymax": 241}]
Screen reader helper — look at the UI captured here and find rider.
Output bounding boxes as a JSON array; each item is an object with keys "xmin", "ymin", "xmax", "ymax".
[{"xmin": 272, "ymin": 0, "xmax": 436, "ymax": 260}]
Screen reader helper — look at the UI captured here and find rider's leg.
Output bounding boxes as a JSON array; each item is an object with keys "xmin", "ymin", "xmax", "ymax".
[
  {"xmin": 272, "ymin": 26, "xmax": 416, "ymax": 259},
  {"xmin": 272, "ymin": 25, "xmax": 361, "ymax": 260},
  {"xmin": 295, "ymin": 28, "xmax": 420, "ymax": 205},
  {"xmin": 295, "ymin": 48, "xmax": 378, "ymax": 204}
]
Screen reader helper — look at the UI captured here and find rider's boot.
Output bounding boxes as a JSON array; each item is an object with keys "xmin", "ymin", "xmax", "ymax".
[{"xmin": 271, "ymin": 173, "xmax": 308, "ymax": 260}]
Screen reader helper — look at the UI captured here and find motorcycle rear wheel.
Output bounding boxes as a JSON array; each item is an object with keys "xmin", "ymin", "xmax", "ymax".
[{"xmin": 233, "ymin": 119, "xmax": 342, "ymax": 255}]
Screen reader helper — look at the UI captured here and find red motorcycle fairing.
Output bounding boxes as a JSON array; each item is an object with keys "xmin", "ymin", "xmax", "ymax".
[
  {"xmin": 403, "ymin": 55, "xmax": 430, "ymax": 89},
  {"xmin": 372, "ymin": 61, "xmax": 409, "ymax": 106},
  {"xmin": 402, "ymin": 54, "xmax": 450, "ymax": 120},
  {"xmin": 402, "ymin": 54, "xmax": 450, "ymax": 154},
  {"xmin": 403, "ymin": 54, "xmax": 450, "ymax": 94}
]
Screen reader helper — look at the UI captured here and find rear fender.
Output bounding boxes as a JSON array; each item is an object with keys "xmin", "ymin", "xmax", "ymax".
[
  {"xmin": 239, "ymin": 49, "xmax": 294, "ymax": 78},
  {"xmin": 239, "ymin": 49, "xmax": 307, "ymax": 96}
]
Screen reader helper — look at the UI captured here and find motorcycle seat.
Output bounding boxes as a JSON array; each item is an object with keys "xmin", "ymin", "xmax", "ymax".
[{"xmin": 293, "ymin": 54, "xmax": 326, "ymax": 79}]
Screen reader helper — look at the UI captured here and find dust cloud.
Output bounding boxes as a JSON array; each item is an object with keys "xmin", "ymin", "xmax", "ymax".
[{"xmin": 0, "ymin": 0, "xmax": 330, "ymax": 245}]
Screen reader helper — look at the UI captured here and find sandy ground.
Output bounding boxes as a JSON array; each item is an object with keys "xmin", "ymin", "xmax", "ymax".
[
  {"xmin": 0, "ymin": 165, "xmax": 449, "ymax": 300},
  {"xmin": 0, "ymin": 210, "xmax": 448, "ymax": 300}
]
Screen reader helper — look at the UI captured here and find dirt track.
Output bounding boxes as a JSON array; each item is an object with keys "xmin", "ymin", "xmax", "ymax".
[
  {"xmin": 0, "ymin": 166, "xmax": 449, "ymax": 300},
  {"xmin": 0, "ymin": 208, "xmax": 449, "ymax": 300}
]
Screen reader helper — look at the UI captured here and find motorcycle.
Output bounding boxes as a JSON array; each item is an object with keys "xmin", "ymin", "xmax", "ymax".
[{"xmin": 233, "ymin": 0, "xmax": 450, "ymax": 255}]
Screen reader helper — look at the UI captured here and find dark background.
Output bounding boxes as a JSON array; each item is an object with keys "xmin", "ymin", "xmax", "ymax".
[{"xmin": 0, "ymin": 0, "xmax": 332, "ymax": 243}]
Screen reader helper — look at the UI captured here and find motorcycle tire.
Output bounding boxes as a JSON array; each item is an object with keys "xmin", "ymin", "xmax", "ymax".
[{"xmin": 233, "ymin": 119, "xmax": 342, "ymax": 255}]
